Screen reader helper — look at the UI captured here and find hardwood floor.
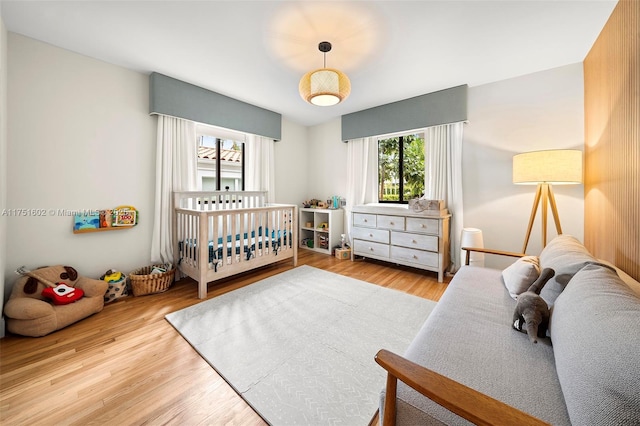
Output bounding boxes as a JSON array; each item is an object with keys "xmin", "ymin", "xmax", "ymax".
[{"xmin": 0, "ymin": 250, "xmax": 450, "ymax": 425}]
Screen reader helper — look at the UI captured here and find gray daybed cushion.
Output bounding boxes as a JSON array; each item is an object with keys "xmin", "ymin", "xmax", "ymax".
[
  {"xmin": 390, "ymin": 266, "xmax": 571, "ymax": 425},
  {"xmin": 550, "ymin": 263, "xmax": 640, "ymax": 425},
  {"xmin": 538, "ymin": 235, "xmax": 596, "ymax": 306}
]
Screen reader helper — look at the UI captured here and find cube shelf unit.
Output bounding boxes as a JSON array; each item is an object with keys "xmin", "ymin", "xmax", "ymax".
[{"xmin": 299, "ymin": 208, "xmax": 344, "ymax": 255}]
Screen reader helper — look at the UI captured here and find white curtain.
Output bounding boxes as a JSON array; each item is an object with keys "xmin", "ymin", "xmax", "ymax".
[
  {"xmin": 345, "ymin": 137, "xmax": 378, "ymax": 244},
  {"xmin": 245, "ymin": 134, "xmax": 275, "ymax": 203},
  {"xmin": 425, "ymin": 121, "xmax": 465, "ymax": 271},
  {"xmin": 151, "ymin": 115, "xmax": 197, "ymax": 265}
]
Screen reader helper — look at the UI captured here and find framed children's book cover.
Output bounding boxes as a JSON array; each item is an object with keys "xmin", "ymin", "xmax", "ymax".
[
  {"xmin": 113, "ymin": 206, "xmax": 138, "ymax": 227},
  {"xmin": 73, "ymin": 213, "xmax": 101, "ymax": 231}
]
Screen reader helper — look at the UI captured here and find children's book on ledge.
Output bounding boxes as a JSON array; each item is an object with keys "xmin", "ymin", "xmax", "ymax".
[{"xmin": 73, "ymin": 205, "xmax": 138, "ymax": 234}]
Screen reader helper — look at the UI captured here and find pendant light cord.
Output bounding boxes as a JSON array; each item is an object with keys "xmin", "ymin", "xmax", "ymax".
[{"xmin": 318, "ymin": 41, "xmax": 331, "ymax": 69}]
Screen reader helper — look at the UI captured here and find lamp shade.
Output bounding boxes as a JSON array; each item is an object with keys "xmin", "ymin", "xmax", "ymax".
[
  {"xmin": 461, "ymin": 228, "xmax": 484, "ymax": 267},
  {"xmin": 513, "ymin": 149, "xmax": 583, "ymax": 185},
  {"xmin": 299, "ymin": 68, "xmax": 351, "ymax": 106}
]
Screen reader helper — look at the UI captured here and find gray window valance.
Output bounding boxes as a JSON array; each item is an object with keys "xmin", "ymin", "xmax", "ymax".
[
  {"xmin": 149, "ymin": 72, "xmax": 282, "ymax": 140},
  {"xmin": 341, "ymin": 85, "xmax": 467, "ymax": 141}
]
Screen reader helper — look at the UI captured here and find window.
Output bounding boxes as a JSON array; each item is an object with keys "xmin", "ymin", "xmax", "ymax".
[
  {"xmin": 196, "ymin": 124, "xmax": 245, "ymax": 191},
  {"xmin": 378, "ymin": 133, "xmax": 425, "ymax": 203}
]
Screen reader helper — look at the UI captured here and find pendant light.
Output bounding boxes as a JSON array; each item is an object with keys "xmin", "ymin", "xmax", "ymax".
[{"xmin": 299, "ymin": 41, "xmax": 351, "ymax": 106}]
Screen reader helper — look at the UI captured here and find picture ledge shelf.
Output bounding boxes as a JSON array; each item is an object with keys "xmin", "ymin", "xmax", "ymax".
[{"xmin": 73, "ymin": 226, "xmax": 134, "ymax": 235}]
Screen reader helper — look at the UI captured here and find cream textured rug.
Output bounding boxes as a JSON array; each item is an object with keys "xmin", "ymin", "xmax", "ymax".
[{"xmin": 165, "ymin": 265, "xmax": 437, "ymax": 425}]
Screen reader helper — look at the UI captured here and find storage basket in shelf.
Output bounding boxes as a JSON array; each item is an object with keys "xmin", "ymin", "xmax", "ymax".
[{"xmin": 129, "ymin": 264, "xmax": 175, "ymax": 296}]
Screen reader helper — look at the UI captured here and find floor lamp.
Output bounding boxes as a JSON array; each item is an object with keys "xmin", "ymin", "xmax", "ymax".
[{"xmin": 513, "ymin": 149, "xmax": 583, "ymax": 253}]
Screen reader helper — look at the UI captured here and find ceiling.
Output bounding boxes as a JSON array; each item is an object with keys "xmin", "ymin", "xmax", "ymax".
[{"xmin": 1, "ymin": 0, "xmax": 617, "ymax": 127}]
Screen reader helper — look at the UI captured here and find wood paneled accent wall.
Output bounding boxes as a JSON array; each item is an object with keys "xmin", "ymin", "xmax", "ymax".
[{"xmin": 584, "ymin": 0, "xmax": 639, "ymax": 281}]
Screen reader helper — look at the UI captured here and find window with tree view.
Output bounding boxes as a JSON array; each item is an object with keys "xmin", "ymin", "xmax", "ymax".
[{"xmin": 378, "ymin": 133, "xmax": 424, "ymax": 203}]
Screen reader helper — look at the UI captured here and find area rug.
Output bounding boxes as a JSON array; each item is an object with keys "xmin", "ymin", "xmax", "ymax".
[{"xmin": 165, "ymin": 265, "xmax": 437, "ymax": 425}]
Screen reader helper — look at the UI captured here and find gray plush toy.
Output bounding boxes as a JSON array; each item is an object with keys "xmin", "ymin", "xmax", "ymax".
[{"xmin": 512, "ymin": 268, "xmax": 555, "ymax": 343}]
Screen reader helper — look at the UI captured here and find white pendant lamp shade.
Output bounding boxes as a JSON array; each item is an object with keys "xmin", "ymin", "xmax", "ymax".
[{"xmin": 299, "ymin": 42, "xmax": 351, "ymax": 106}]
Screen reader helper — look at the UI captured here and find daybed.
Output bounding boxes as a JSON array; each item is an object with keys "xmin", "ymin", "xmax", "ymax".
[
  {"xmin": 376, "ymin": 235, "xmax": 640, "ymax": 425},
  {"xmin": 173, "ymin": 191, "xmax": 297, "ymax": 299}
]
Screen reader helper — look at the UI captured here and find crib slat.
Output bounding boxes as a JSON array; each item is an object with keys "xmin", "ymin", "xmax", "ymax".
[
  {"xmin": 256, "ymin": 210, "xmax": 263, "ymax": 256},
  {"xmin": 238, "ymin": 213, "xmax": 246, "ymax": 263},
  {"xmin": 222, "ymin": 213, "xmax": 229, "ymax": 266},
  {"xmin": 212, "ymin": 211, "xmax": 219, "ymax": 271},
  {"xmin": 196, "ymin": 212, "xmax": 207, "ymax": 298},
  {"xmin": 191, "ymin": 214, "xmax": 197, "ymax": 267}
]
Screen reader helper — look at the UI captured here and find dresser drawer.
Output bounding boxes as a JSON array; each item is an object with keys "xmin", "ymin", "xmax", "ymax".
[
  {"xmin": 354, "ymin": 239, "xmax": 390, "ymax": 259},
  {"xmin": 391, "ymin": 231, "xmax": 438, "ymax": 251},
  {"xmin": 352, "ymin": 227, "xmax": 389, "ymax": 244},
  {"xmin": 377, "ymin": 215, "xmax": 405, "ymax": 230},
  {"xmin": 391, "ymin": 246, "xmax": 439, "ymax": 268},
  {"xmin": 406, "ymin": 217, "xmax": 439, "ymax": 234},
  {"xmin": 353, "ymin": 213, "xmax": 377, "ymax": 228}
]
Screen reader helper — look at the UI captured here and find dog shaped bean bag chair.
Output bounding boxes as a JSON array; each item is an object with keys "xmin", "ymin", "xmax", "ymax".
[{"xmin": 3, "ymin": 265, "xmax": 108, "ymax": 337}]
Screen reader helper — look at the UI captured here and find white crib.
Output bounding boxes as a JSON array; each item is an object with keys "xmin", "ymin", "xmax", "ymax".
[{"xmin": 173, "ymin": 191, "xmax": 298, "ymax": 298}]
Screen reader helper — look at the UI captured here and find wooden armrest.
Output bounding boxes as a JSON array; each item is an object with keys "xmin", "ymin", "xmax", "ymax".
[
  {"xmin": 461, "ymin": 247, "xmax": 526, "ymax": 266},
  {"xmin": 375, "ymin": 349, "xmax": 549, "ymax": 426}
]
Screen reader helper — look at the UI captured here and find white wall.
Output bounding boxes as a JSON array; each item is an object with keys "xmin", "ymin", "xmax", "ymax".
[
  {"xmin": 274, "ymin": 118, "xmax": 309, "ymax": 205},
  {"xmin": 307, "ymin": 118, "xmax": 348, "ymax": 203},
  {"xmin": 0, "ymin": 14, "xmax": 8, "ymax": 336},
  {"xmin": 5, "ymin": 34, "xmax": 156, "ymax": 293},
  {"xmin": 464, "ymin": 63, "xmax": 585, "ymax": 268}
]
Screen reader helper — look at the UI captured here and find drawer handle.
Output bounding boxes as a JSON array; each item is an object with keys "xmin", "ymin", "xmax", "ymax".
[
  {"xmin": 413, "ymin": 255, "xmax": 418, "ymax": 259},
  {"xmin": 369, "ymin": 247, "xmax": 374, "ymax": 251},
  {"xmin": 412, "ymin": 239, "xmax": 417, "ymax": 244},
  {"xmin": 369, "ymin": 233, "xmax": 373, "ymax": 237},
  {"xmin": 364, "ymin": 219, "xmax": 368, "ymax": 223},
  {"xmin": 421, "ymin": 224, "xmax": 426, "ymax": 228},
  {"xmin": 390, "ymin": 221, "xmax": 394, "ymax": 225}
]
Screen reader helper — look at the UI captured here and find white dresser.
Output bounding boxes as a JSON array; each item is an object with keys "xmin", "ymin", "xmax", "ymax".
[{"xmin": 351, "ymin": 204, "xmax": 451, "ymax": 282}]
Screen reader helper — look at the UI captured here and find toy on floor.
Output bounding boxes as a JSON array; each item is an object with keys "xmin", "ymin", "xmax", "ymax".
[
  {"xmin": 101, "ymin": 268, "xmax": 129, "ymax": 303},
  {"xmin": 16, "ymin": 265, "xmax": 84, "ymax": 305},
  {"xmin": 512, "ymin": 267, "xmax": 555, "ymax": 343},
  {"xmin": 102, "ymin": 270, "xmax": 123, "ymax": 282}
]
